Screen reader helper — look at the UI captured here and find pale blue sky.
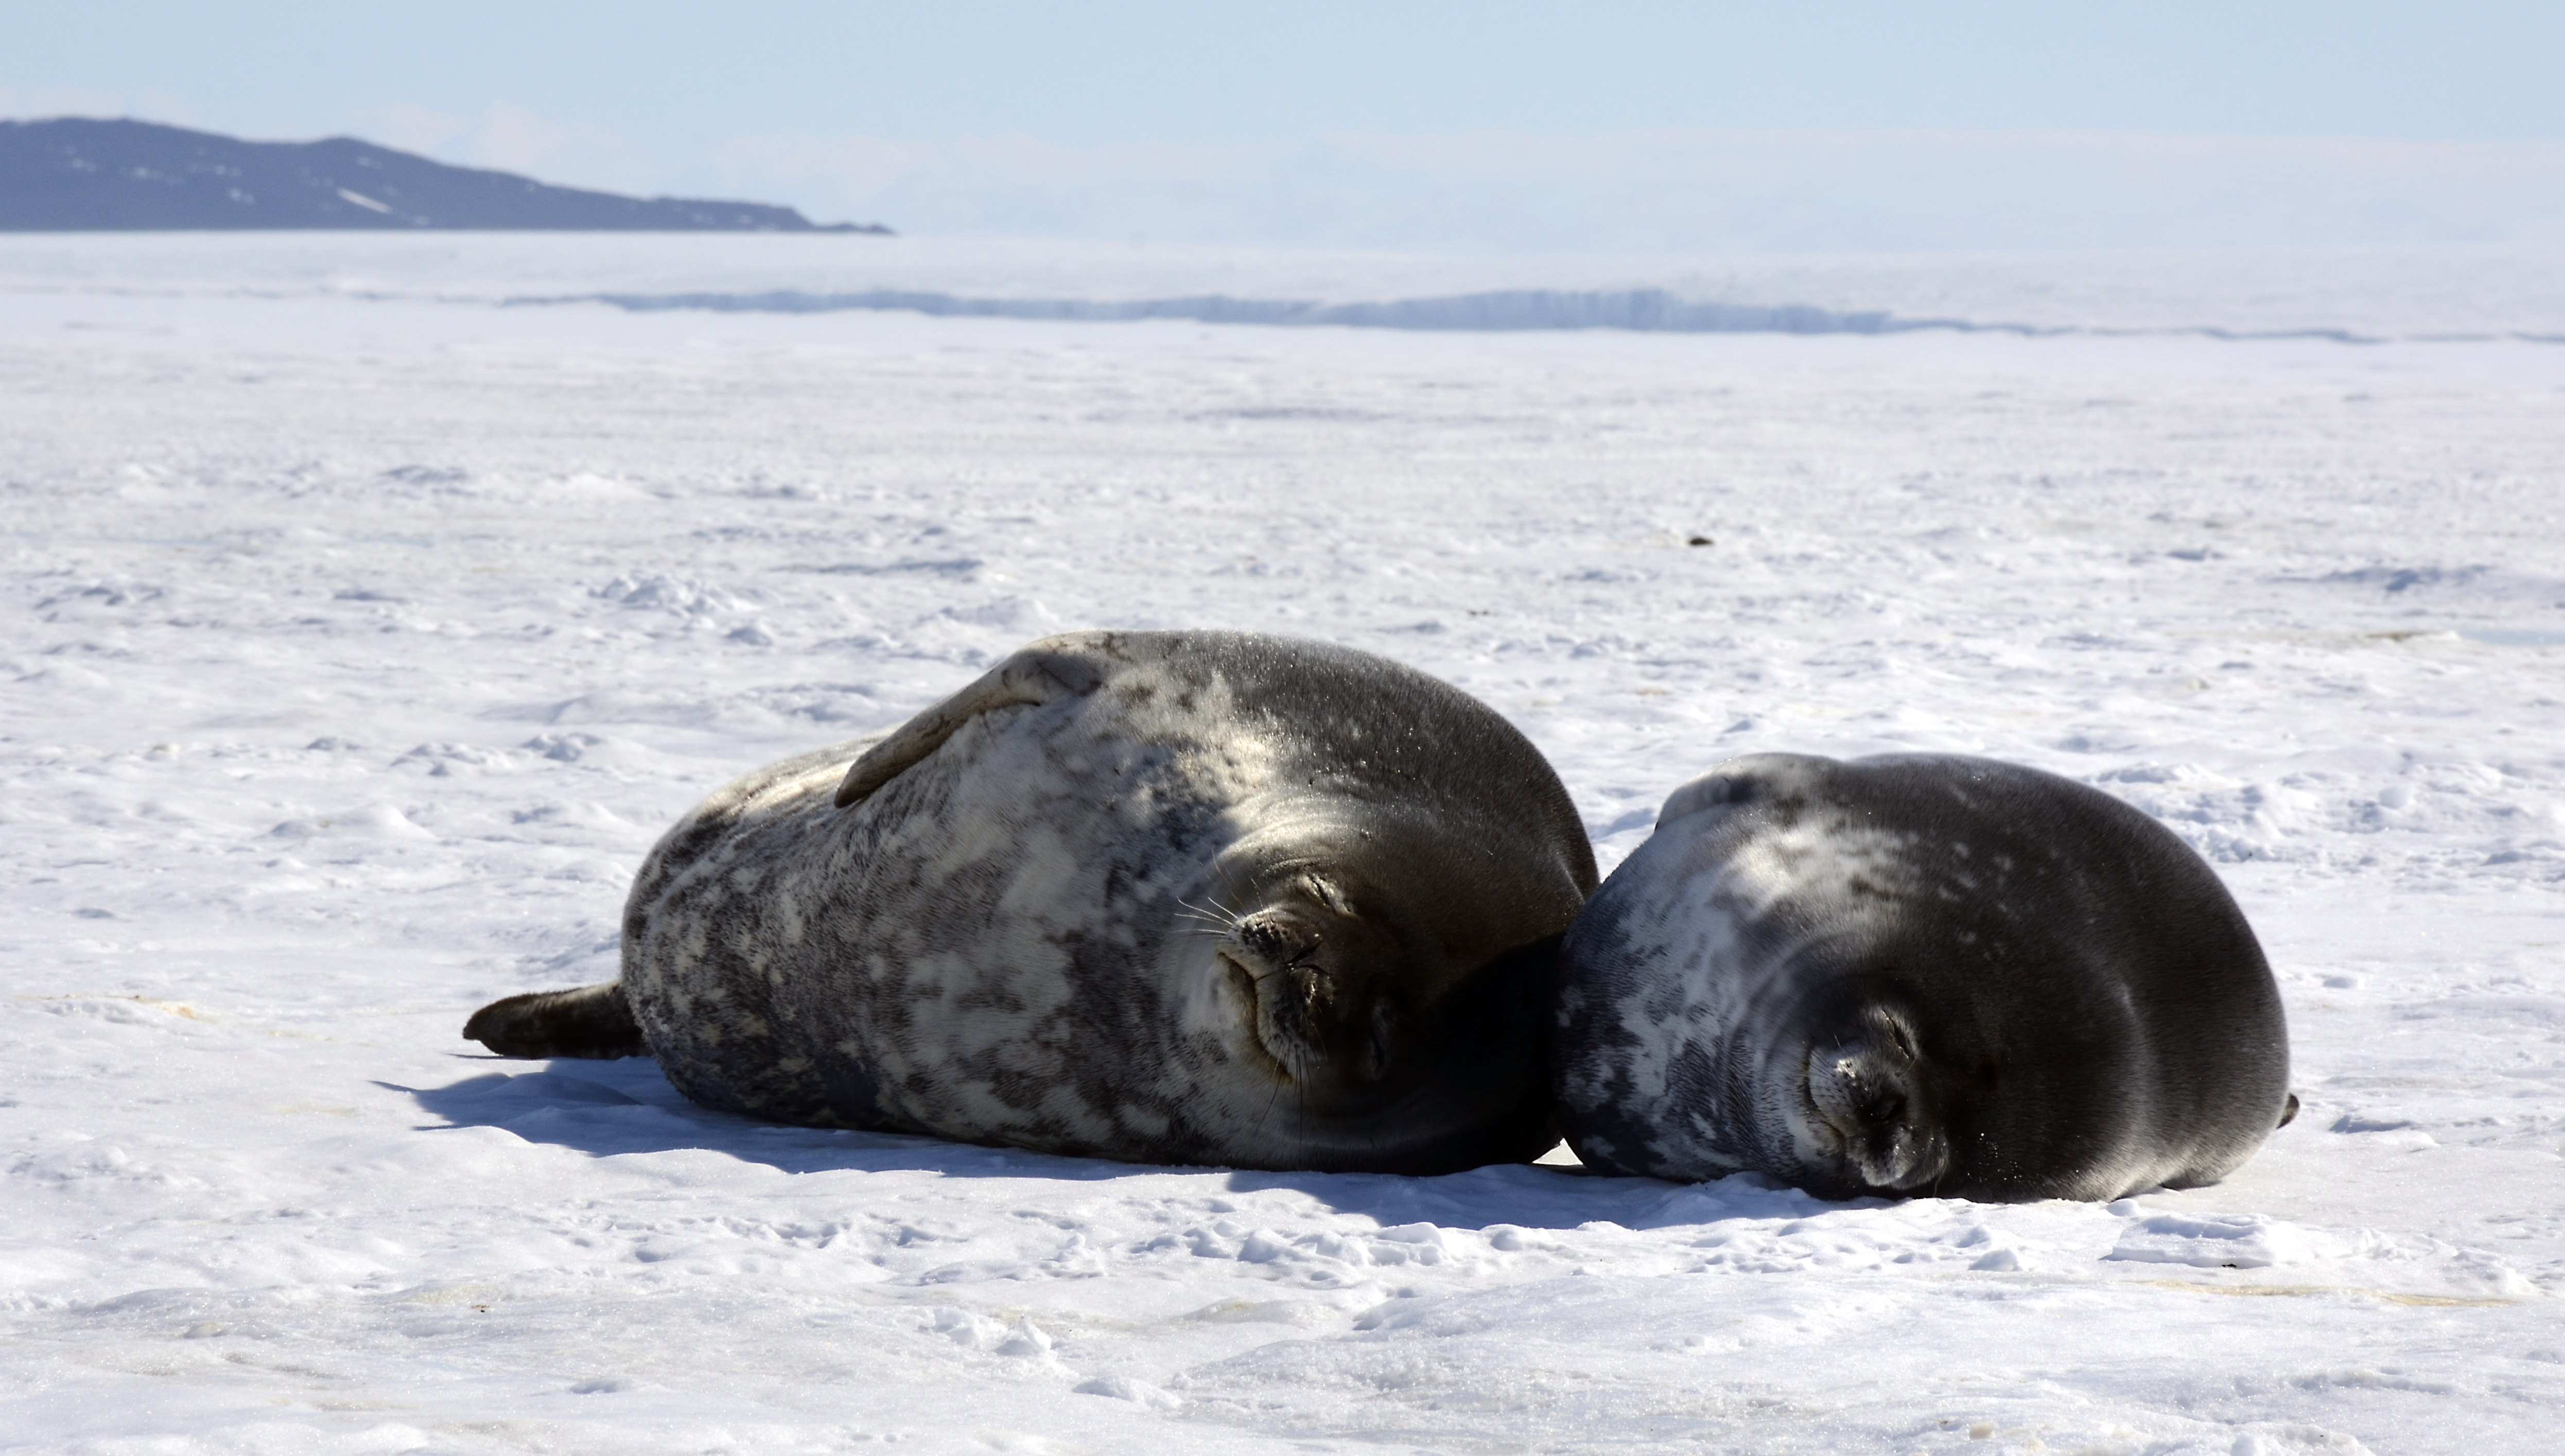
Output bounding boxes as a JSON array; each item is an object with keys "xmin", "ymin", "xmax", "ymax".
[{"xmin": 9, "ymin": 2, "xmax": 2562, "ymax": 250}]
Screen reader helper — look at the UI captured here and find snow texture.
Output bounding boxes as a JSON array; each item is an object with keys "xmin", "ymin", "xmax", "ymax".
[{"xmin": 5, "ymin": 236, "xmax": 2564, "ymax": 1454}]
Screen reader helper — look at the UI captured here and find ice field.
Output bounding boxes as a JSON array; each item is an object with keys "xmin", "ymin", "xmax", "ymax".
[{"xmin": 5, "ymin": 236, "xmax": 2564, "ymax": 1454}]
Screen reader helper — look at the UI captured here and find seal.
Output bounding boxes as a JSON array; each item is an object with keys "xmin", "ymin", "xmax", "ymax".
[
  {"xmin": 1552, "ymin": 753, "xmax": 2293, "ymax": 1201},
  {"xmin": 466, "ymin": 629, "xmax": 1598, "ymax": 1174}
]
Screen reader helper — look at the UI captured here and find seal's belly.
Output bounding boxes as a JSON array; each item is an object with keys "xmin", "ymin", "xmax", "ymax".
[{"xmin": 621, "ymin": 710, "xmax": 1259, "ymax": 1161}]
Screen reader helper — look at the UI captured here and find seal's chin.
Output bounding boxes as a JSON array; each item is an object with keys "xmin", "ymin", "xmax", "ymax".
[{"xmin": 1793, "ymin": 1031, "xmax": 1950, "ymax": 1195}]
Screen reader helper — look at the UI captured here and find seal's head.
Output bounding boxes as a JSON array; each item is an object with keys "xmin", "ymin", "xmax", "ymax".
[
  {"xmin": 1554, "ymin": 753, "xmax": 2292, "ymax": 1202},
  {"xmin": 1187, "ymin": 806, "xmax": 1592, "ymax": 1174}
]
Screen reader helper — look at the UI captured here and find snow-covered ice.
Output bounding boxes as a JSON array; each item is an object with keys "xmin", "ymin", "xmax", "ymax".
[{"xmin": 5, "ymin": 237, "xmax": 2563, "ymax": 1454}]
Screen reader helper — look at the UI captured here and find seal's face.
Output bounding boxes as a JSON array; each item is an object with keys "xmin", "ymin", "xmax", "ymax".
[
  {"xmin": 1736, "ymin": 944, "xmax": 2167, "ymax": 1203},
  {"xmin": 1786, "ymin": 999, "xmax": 1955, "ymax": 1197},
  {"xmin": 1216, "ymin": 876, "xmax": 1409, "ymax": 1097},
  {"xmin": 1183, "ymin": 813, "xmax": 1578, "ymax": 1171}
]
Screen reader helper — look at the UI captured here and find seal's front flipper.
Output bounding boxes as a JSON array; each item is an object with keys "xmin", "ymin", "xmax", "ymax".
[
  {"xmin": 833, "ymin": 637, "xmax": 1109, "ymax": 807},
  {"xmin": 464, "ymin": 981, "xmax": 646, "ymax": 1059}
]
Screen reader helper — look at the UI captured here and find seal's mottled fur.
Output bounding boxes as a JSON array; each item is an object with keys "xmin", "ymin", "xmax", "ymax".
[
  {"xmin": 1554, "ymin": 753, "xmax": 2293, "ymax": 1201},
  {"xmin": 468, "ymin": 630, "xmax": 1596, "ymax": 1173}
]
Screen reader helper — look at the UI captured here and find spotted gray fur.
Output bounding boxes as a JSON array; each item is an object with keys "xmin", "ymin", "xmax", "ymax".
[
  {"xmin": 468, "ymin": 629, "xmax": 1596, "ymax": 1173},
  {"xmin": 1555, "ymin": 752, "xmax": 2292, "ymax": 1202}
]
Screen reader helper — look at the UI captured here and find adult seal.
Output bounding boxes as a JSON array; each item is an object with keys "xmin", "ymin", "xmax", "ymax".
[
  {"xmin": 1552, "ymin": 753, "xmax": 2293, "ymax": 1201},
  {"xmin": 466, "ymin": 629, "xmax": 1597, "ymax": 1174}
]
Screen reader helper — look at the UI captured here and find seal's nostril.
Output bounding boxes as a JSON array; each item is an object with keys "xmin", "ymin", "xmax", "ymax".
[{"xmin": 1292, "ymin": 964, "xmax": 1335, "ymax": 1020}]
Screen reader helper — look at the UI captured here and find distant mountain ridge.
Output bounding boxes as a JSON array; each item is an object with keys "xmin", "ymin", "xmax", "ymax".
[{"xmin": 0, "ymin": 117, "xmax": 890, "ymax": 233}]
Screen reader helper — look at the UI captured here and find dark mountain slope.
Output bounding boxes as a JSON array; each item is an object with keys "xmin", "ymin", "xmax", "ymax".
[{"xmin": 0, "ymin": 117, "xmax": 889, "ymax": 233}]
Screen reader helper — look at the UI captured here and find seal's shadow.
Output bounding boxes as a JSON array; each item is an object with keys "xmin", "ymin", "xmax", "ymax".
[{"xmin": 394, "ymin": 1061, "xmax": 1832, "ymax": 1232}]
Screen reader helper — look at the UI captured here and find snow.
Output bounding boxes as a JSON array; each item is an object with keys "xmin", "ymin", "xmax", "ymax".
[{"xmin": 6, "ymin": 235, "xmax": 2564, "ymax": 1454}]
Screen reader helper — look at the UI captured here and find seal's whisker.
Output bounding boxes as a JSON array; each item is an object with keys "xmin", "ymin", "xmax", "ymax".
[
  {"xmin": 1176, "ymin": 894, "xmax": 1241, "ymax": 928},
  {"xmin": 1260, "ymin": 1074, "xmax": 1289, "ymax": 1138}
]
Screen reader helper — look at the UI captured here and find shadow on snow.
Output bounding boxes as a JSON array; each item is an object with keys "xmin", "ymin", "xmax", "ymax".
[{"xmin": 390, "ymin": 1059, "xmax": 1849, "ymax": 1233}]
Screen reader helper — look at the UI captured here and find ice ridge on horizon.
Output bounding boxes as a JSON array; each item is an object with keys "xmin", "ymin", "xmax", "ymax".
[
  {"xmin": 504, "ymin": 286, "xmax": 2565, "ymax": 343},
  {"xmin": 524, "ymin": 287, "xmax": 1907, "ymax": 335}
]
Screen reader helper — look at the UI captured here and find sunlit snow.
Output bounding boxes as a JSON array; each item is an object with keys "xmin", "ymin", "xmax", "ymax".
[{"xmin": 6, "ymin": 236, "xmax": 2563, "ymax": 1455}]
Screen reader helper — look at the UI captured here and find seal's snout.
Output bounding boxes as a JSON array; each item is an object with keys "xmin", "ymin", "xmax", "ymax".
[
  {"xmin": 1266, "ymin": 961, "xmax": 1339, "ymax": 1065},
  {"xmin": 1223, "ymin": 909, "xmax": 1328, "ymax": 1081},
  {"xmin": 1803, "ymin": 1020, "xmax": 1947, "ymax": 1193}
]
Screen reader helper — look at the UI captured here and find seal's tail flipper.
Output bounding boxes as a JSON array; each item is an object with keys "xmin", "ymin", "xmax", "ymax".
[{"xmin": 464, "ymin": 981, "xmax": 647, "ymax": 1059}]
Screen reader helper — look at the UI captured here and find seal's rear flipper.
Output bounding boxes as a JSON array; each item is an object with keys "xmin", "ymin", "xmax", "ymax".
[
  {"xmin": 464, "ymin": 981, "xmax": 646, "ymax": 1059},
  {"xmin": 2278, "ymin": 1092, "xmax": 2300, "ymax": 1128}
]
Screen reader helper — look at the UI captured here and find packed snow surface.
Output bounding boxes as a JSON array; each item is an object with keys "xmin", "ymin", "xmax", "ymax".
[{"xmin": 5, "ymin": 236, "xmax": 2564, "ymax": 1454}]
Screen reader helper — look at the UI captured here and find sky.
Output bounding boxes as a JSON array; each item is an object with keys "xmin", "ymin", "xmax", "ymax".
[{"xmin": 8, "ymin": 2, "xmax": 2565, "ymax": 251}]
